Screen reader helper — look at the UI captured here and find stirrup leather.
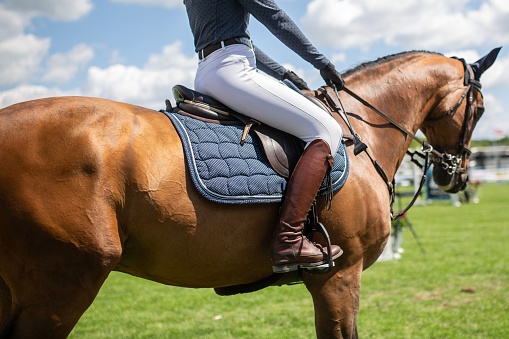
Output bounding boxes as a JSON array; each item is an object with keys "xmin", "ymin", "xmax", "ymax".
[{"xmin": 304, "ymin": 201, "xmax": 339, "ymax": 274}]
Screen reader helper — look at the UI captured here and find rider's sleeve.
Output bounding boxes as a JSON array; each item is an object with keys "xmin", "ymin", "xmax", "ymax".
[
  {"xmin": 254, "ymin": 45, "xmax": 286, "ymax": 79},
  {"xmin": 238, "ymin": 0, "xmax": 330, "ymax": 70}
]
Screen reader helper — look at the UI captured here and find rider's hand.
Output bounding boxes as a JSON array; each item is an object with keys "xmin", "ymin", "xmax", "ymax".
[
  {"xmin": 320, "ymin": 62, "xmax": 345, "ymax": 90},
  {"xmin": 282, "ymin": 69, "xmax": 310, "ymax": 90}
]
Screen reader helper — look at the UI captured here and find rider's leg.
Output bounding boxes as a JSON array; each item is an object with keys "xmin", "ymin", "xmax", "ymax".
[
  {"xmin": 195, "ymin": 45, "xmax": 342, "ymax": 150},
  {"xmin": 195, "ymin": 44, "xmax": 343, "ymax": 272},
  {"xmin": 271, "ymin": 138, "xmax": 343, "ymax": 272}
]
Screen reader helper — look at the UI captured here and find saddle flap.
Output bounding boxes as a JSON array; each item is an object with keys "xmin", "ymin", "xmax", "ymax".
[{"xmin": 252, "ymin": 125, "xmax": 304, "ymax": 178}]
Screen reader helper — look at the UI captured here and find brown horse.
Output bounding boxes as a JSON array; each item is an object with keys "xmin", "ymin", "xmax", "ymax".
[{"xmin": 0, "ymin": 49, "xmax": 500, "ymax": 338}]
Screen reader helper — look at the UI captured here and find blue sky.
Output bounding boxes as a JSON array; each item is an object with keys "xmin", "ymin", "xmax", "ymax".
[{"xmin": 1, "ymin": 0, "xmax": 508, "ymax": 139}]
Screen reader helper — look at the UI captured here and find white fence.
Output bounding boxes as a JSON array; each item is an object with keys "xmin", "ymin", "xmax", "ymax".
[
  {"xmin": 469, "ymin": 145, "xmax": 509, "ymax": 182},
  {"xmin": 396, "ymin": 145, "xmax": 509, "ymax": 185}
]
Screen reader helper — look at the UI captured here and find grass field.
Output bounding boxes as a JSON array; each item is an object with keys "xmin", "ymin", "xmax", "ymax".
[{"xmin": 70, "ymin": 184, "xmax": 509, "ymax": 338}]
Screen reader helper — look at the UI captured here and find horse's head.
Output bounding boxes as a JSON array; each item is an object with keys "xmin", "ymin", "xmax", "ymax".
[{"xmin": 421, "ymin": 47, "xmax": 501, "ymax": 193}]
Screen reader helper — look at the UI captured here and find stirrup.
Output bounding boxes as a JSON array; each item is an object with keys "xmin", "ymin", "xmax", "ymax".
[
  {"xmin": 301, "ymin": 200, "xmax": 341, "ymax": 274},
  {"xmin": 304, "ymin": 222, "xmax": 340, "ymax": 274},
  {"xmin": 271, "ymin": 245, "xmax": 342, "ymax": 274}
]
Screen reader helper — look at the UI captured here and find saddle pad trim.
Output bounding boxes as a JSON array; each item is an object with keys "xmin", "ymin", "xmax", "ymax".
[{"xmin": 163, "ymin": 110, "xmax": 349, "ymax": 204}]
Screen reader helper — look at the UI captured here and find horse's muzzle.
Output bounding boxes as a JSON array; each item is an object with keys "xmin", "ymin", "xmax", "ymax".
[{"xmin": 432, "ymin": 166, "xmax": 468, "ymax": 193}]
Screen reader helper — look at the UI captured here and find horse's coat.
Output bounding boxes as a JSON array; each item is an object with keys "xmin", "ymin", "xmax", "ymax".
[{"xmin": 0, "ymin": 50, "xmax": 499, "ymax": 338}]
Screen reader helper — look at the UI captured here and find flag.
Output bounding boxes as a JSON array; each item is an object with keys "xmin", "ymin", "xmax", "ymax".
[{"xmin": 494, "ymin": 128, "xmax": 506, "ymax": 137}]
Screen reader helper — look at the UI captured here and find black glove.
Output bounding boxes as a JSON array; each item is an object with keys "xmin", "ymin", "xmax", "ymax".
[
  {"xmin": 282, "ymin": 69, "xmax": 310, "ymax": 90},
  {"xmin": 320, "ymin": 62, "xmax": 345, "ymax": 90}
]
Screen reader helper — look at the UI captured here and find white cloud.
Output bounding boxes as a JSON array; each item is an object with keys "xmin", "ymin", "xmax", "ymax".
[
  {"xmin": 144, "ymin": 41, "xmax": 196, "ymax": 70},
  {"xmin": 82, "ymin": 41, "xmax": 196, "ymax": 109},
  {"xmin": 0, "ymin": 34, "xmax": 50, "ymax": 87},
  {"xmin": 303, "ymin": 0, "xmax": 509, "ymax": 51},
  {"xmin": 0, "ymin": 0, "xmax": 94, "ymax": 87},
  {"xmin": 473, "ymin": 93, "xmax": 509, "ymax": 139},
  {"xmin": 444, "ymin": 49, "xmax": 480, "ymax": 63},
  {"xmin": 0, "ymin": 84, "xmax": 78, "ymax": 108},
  {"xmin": 42, "ymin": 44, "xmax": 95, "ymax": 83},
  {"xmin": 3, "ymin": 0, "xmax": 93, "ymax": 21},
  {"xmin": 1, "ymin": 41, "xmax": 196, "ymax": 109},
  {"xmin": 110, "ymin": 0, "xmax": 183, "ymax": 8},
  {"xmin": 0, "ymin": 5, "xmax": 28, "ymax": 41},
  {"xmin": 330, "ymin": 52, "xmax": 347, "ymax": 64},
  {"xmin": 109, "ymin": 49, "xmax": 127, "ymax": 64}
]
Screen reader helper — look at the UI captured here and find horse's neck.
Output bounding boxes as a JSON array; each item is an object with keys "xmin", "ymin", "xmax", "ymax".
[
  {"xmin": 350, "ymin": 56, "xmax": 437, "ymax": 125},
  {"xmin": 339, "ymin": 55, "xmax": 448, "ymax": 179}
]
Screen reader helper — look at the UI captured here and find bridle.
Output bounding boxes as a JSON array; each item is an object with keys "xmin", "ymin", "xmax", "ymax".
[
  {"xmin": 322, "ymin": 57, "xmax": 483, "ymax": 219},
  {"xmin": 424, "ymin": 58, "xmax": 483, "ymax": 177}
]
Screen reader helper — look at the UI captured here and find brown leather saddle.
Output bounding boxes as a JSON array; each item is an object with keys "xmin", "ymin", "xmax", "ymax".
[{"xmin": 169, "ymin": 85, "xmax": 324, "ymax": 178}]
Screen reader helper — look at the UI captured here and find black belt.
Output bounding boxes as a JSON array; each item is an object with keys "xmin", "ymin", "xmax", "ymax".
[{"xmin": 198, "ymin": 38, "xmax": 249, "ymax": 60}]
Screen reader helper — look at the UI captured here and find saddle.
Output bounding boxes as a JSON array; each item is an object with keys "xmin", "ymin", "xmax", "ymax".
[{"xmin": 169, "ymin": 85, "xmax": 330, "ymax": 178}]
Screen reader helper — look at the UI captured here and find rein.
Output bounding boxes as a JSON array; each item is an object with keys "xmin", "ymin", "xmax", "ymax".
[{"xmin": 321, "ymin": 60, "xmax": 480, "ymax": 220}]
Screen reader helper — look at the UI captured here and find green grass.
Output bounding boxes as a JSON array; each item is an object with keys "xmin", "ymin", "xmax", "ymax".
[
  {"xmin": 70, "ymin": 184, "xmax": 509, "ymax": 338},
  {"xmin": 358, "ymin": 183, "xmax": 509, "ymax": 338}
]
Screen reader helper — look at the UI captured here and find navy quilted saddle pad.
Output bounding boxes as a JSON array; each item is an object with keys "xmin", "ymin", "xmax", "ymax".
[{"xmin": 163, "ymin": 110, "xmax": 349, "ymax": 204}]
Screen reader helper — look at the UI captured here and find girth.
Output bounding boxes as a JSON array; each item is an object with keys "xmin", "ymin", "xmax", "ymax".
[{"xmin": 171, "ymin": 84, "xmax": 305, "ymax": 178}]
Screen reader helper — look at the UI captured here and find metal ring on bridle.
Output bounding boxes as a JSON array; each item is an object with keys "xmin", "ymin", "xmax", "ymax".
[{"xmin": 431, "ymin": 152, "xmax": 462, "ymax": 175}]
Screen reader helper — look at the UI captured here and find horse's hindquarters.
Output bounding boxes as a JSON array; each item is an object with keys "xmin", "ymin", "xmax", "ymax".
[{"xmin": 0, "ymin": 97, "xmax": 138, "ymax": 337}]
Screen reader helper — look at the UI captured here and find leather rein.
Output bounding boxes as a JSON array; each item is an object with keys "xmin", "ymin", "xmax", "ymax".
[{"xmin": 321, "ymin": 59, "xmax": 481, "ymax": 220}]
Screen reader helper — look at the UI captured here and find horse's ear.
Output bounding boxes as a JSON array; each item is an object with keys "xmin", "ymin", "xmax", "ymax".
[{"xmin": 471, "ymin": 47, "xmax": 502, "ymax": 80}]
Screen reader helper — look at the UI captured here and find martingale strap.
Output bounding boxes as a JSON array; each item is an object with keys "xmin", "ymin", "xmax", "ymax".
[
  {"xmin": 323, "ymin": 85, "xmax": 436, "ymax": 220},
  {"xmin": 392, "ymin": 150, "xmax": 432, "ymax": 220}
]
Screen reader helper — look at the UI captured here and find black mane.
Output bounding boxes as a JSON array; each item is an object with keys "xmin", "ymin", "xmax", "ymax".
[{"xmin": 343, "ymin": 50, "xmax": 443, "ymax": 77}]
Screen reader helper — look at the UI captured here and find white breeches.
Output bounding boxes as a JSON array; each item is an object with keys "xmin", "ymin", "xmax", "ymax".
[{"xmin": 194, "ymin": 44, "xmax": 342, "ymax": 152}]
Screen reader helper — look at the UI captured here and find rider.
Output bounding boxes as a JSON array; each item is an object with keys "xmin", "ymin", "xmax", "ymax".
[{"xmin": 183, "ymin": 0, "xmax": 345, "ymax": 273}]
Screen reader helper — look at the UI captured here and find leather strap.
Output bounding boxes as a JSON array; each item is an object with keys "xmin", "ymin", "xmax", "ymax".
[{"xmin": 198, "ymin": 38, "xmax": 250, "ymax": 60}]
